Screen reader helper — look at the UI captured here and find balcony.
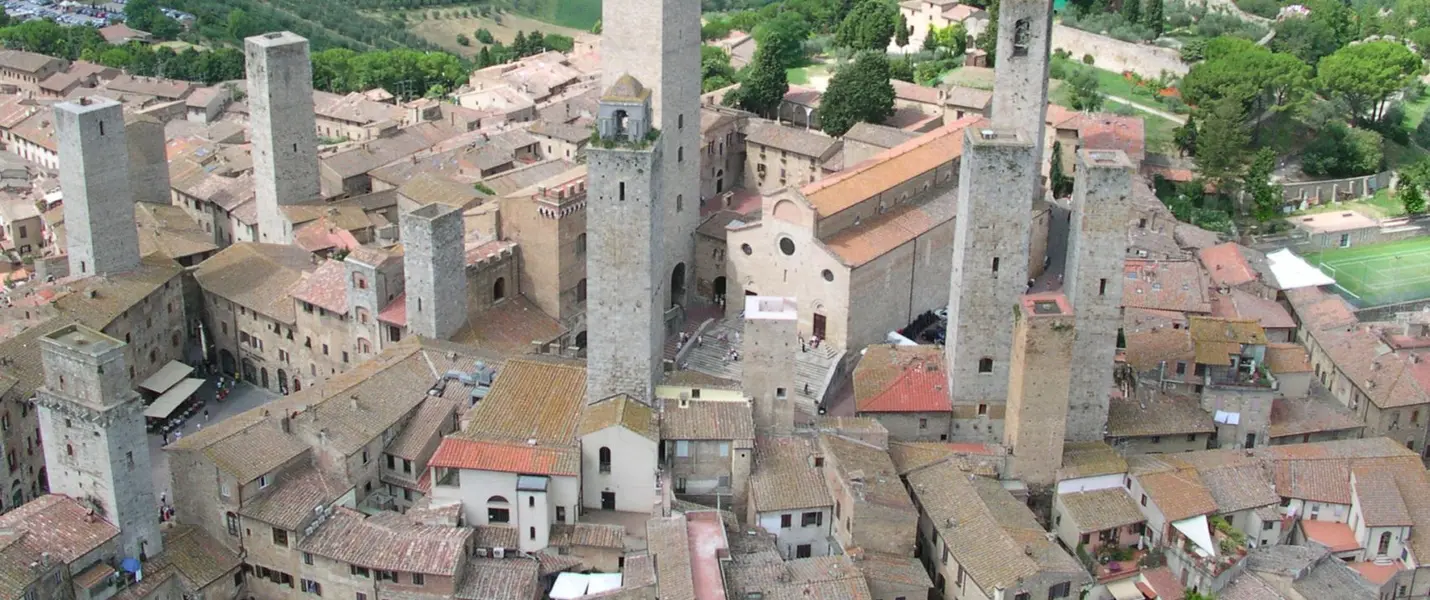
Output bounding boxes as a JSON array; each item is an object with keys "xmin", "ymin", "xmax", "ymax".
[
  {"xmin": 1205, "ymin": 362, "xmax": 1277, "ymax": 390},
  {"xmin": 1080, "ymin": 544, "xmax": 1154, "ymax": 583}
]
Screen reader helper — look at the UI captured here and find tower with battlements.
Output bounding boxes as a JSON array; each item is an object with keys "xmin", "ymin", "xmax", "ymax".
[
  {"xmin": 992, "ymin": 0, "xmax": 1054, "ymax": 178},
  {"xmin": 1063, "ymin": 150, "xmax": 1135, "ymax": 441},
  {"xmin": 35, "ymin": 324, "xmax": 162, "ymax": 562},
  {"xmin": 245, "ymin": 32, "xmax": 319, "ymax": 245},
  {"xmin": 945, "ymin": 127, "xmax": 1038, "ymax": 443},
  {"xmin": 586, "ymin": 77, "xmax": 666, "ymax": 403},
  {"xmin": 55, "ymin": 96, "xmax": 140, "ymax": 277},
  {"xmin": 402, "ymin": 203, "xmax": 468, "ymax": 340},
  {"xmin": 601, "ymin": 0, "xmax": 701, "ymax": 310}
]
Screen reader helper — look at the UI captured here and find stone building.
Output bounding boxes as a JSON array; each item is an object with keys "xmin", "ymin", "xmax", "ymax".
[
  {"xmin": 1004, "ymin": 292, "xmax": 1075, "ymax": 487},
  {"xmin": 743, "ymin": 123, "xmax": 841, "ymax": 195},
  {"xmin": 401, "ymin": 203, "xmax": 468, "ymax": 341},
  {"xmin": 746, "ymin": 435, "xmax": 834, "ymax": 559},
  {"xmin": 55, "ymin": 96, "xmax": 141, "ymax": 277},
  {"xmin": 853, "ymin": 345, "xmax": 952, "ymax": 442},
  {"xmin": 744, "ymin": 296, "xmax": 797, "ymax": 434},
  {"xmin": 194, "ymin": 243, "xmax": 317, "ymax": 392},
  {"xmin": 497, "ymin": 164, "xmax": 589, "ymax": 329},
  {"xmin": 945, "ymin": 127, "xmax": 1037, "ymax": 443},
  {"xmin": 991, "ymin": 0, "xmax": 1052, "ymax": 180},
  {"xmin": 585, "ymin": 77, "xmax": 666, "ymax": 403},
  {"xmin": 816, "ymin": 432, "xmax": 920, "ymax": 558},
  {"xmin": 577, "ymin": 394, "xmax": 659, "ymax": 514},
  {"xmin": 245, "ymin": 32, "xmax": 320, "ymax": 245},
  {"xmin": 700, "ymin": 107, "xmax": 747, "ymax": 201},
  {"xmin": 1063, "ymin": 149, "xmax": 1136, "ymax": 442},
  {"xmin": 658, "ymin": 396, "xmax": 754, "ymax": 511},
  {"xmin": 126, "ymin": 112, "xmax": 170, "ymax": 206}
]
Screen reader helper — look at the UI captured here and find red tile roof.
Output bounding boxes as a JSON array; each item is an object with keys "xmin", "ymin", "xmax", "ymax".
[
  {"xmin": 292, "ymin": 218, "xmax": 360, "ymax": 254},
  {"xmin": 1199, "ymin": 243, "xmax": 1257, "ymax": 288},
  {"xmin": 428, "ymin": 438, "xmax": 579, "ymax": 477},
  {"xmin": 1065, "ymin": 113, "xmax": 1146, "ymax": 164},
  {"xmin": 1300, "ymin": 520, "xmax": 1360, "ymax": 553},
  {"xmin": 290, "ymin": 260, "xmax": 348, "ymax": 314},
  {"xmin": 1210, "ymin": 288, "xmax": 1295, "ymax": 330},
  {"xmin": 857, "ymin": 355, "xmax": 952, "ymax": 413},
  {"xmin": 378, "ymin": 292, "xmax": 406, "ymax": 326}
]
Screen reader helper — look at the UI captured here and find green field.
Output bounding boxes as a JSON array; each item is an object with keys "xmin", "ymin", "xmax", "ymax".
[
  {"xmin": 517, "ymin": 0, "xmax": 602, "ymax": 30},
  {"xmin": 1304, "ymin": 236, "xmax": 1430, "ymax": 307}
]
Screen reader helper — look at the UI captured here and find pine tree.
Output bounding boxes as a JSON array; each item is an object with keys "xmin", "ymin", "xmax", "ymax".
[
  {"xmin": 976, "ymin": 0, "xmax": 999, "ymax": 66},
  {"xmin": 478, "ymin": 46, "xmax": 493, "ymax": 68},
  {"xmin": 1121, "ymin": 0, "xmax": 1141, "ymax": 25},
  {"xmin": 896, "ymin": 14, "xmax": 910, "ymax": 48},
  {"xmin": 1050, "ymin": 141, "xmax": 1073, "ymax": 198},
  {"xmin": 1144, "ymin": 0, "xmax": 1164, "ymax": 38}
]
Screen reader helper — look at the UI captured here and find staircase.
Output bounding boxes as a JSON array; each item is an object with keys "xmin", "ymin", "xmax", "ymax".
[{"xmin": 678, "ymin": 315, "xmax": 842, "ymax": 422}]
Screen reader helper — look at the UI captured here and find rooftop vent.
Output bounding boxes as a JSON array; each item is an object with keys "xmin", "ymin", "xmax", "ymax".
[{"xmin": 979, "ymin": 129, "xmax": 997, "ymax": 140}]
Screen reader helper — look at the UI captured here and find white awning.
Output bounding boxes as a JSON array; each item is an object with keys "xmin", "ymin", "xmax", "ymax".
[
  {"xmin": 1173, "ymin": 514, "xmax": 1217, "ymax": 557},
  {"xmin": 548, "ymin": 573, "xmax": 590, "ymax": 600},
  {"xmin": 138, "ymin": 361, "xmax": 193, "ymax": 394},
  {"xmin": 143, "ymin": 378, "xmax": 204, "ymax": 419},
  {"xmin": 1266, "ymin": 248, "xmax": 1336, "ymax": 290},
  {"xmin": 1107, "ymin": 577, "xmax": 1143, "ymax": 600}
]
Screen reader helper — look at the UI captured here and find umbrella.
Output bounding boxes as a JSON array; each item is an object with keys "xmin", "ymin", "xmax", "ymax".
[{"xmin": 120, "ymin": 557, "xmax": 141, "ymax": 573}]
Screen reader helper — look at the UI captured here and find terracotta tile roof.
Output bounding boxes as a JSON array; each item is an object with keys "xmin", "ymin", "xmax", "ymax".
[
  {"xmin": 299, "ymin": 507, "xmax": 472, "ymax": 575},
  {"xmin": 1140, "ymin": 566, "xmax": 1185, "ymax": 600},
  {"xmin": 1122, "ymin": 259, "xmax": 1212, "ymax": 314},
  {"xmin": 289, "ymin": 259, "xmax": 349, "ymax": 314},
  {"xmin": 727, "ymin": 554, "xmax": 873, "ymax": 600},
  {"xmin": 825, "ymin": 187, "xmax": 957, "ymax": 267},
  {"xmin": 1269, "ymin": 396, "xmax": 1364, "ymax": 439},
  {"xmin": 1059, "ymin": 441, "xmax": 1128, "ymax": 480},
  {"xmin": 659, "ymin": 398, "xmax": 755, "ymax": 440},
  {"xmin": 1107, "ymin": 390, "xmax": 1213, "ymax": 437},
  {"xmin": 1212, "ymin": 288, "xmax": 1296, "ymax": 330},
  {"xmin": 430, "ymin": 437, "xmax": 580, "ymax": 476},
  {"xmin": 1318, "ymin": 328, "xmax": 1430, "ymax": 409},
  {"xmin": 149, "ymin": 526, "xmax": 241, "ymax": 588},
  {"xmin": 1300, "ymin": 519, "xmax": 1360, "ymax": 552},
  {"xmin": 801, "ymin": 116, "xmax": 978, "ymax": 216},
  {"xmin": 1265, "ymin": 343, "xmax": 1313, "ymax": 374},
  {"xmin": 887, "ymin": 441, "xmax": 1003, "ymax": 477},
  {"xmin": 447, "ymin": 295, "xmax": 565, "ymax": 358},
  {"xmin": 1352, "ymin": 468, "xmax": 1412, "ymax": 527},
  {"xmin": 471, "ymin": 525, "xmax": 518, "ymax": 549},
  {"xmin": 1136, "ymin": 468, "xmax": 1217, "ymax": 521},
  {"xmin": 854, "ymin": 350, "xmax": 950, "ymax": 414},
  {"xmin": 820, "ymin": 434, "xmax": 916, "ymax": 510},
  {"xmin": 1220, "ymin": 572, "xmax": 1284, "ymax": 600},
  {"xmin": 1123, "ymin": 326, "xmax": 1195, "ymax": 373},
  {"xmin": 750, "ymin": 436, "xmax": 833, "ymax": 512},
  {"xmin": 386, "ymin": 398, "xmax": 457, "ymax": 460},
  {"xmin": 783, "ymin": 85, "xmax": 822, "ymax": 107},
  {"xmin": 747, "ymin": 122, "xmax": 841, "ymax": 160},
  {"xmin": 854, "ymin": 345, "xmax": 941, "ymax": 403},
  {"xmin": 578, "ymin": 393, "xmax": 658, "ymax": 441},
  {"xmin": 239, "ymin": 466, "xmax": 353, "ymax": 531},
  {"xmin": 378, "ymin": 292, "xmax": 407, "ymax": 326},
  {"xmin": 292, "ymin": 218, "xmax": 360, "ymax": 255},
  {"xmin": 194, "ymin": 242, "xmax": 314, "ymax": 323},
  {"xmin": 646, "ymin": 516, "xmax": 696, "ymax": 600},
  {"xmin": 549, "ymin": 523, "xmax": 626, "ymax": 549},
  {"xmin": 105, "ymin": 74, "xmax": 193, "ymax": 100},
  {"xmin": 0, "ymin": 49, "xmax": 62, "ymax": 74},
  {"xmin": 1059, "ymin": 488, "xmax": 1145, "ymax": 533},
  {"xmin": 1285, "ymin": 287, "xmax": 1359, "ymax": 332},
  {"xmin": 1200, "ymin": 464, "xmax": 1280, "ymax": 513},
  {"xmin": 843, "ymin": 122, "xmax": 918, "ymax": 150},
  {"xmin": 454, "ymin": 557, "xmax": 541, "ymax": 600},
  {"xmin": 9, "ymin": 111, "xmax": 55, "ymax": 151},
  {"xmin": 1065, "ymin": 113, "xmax": 1146, "ymax": 164},
  {"xmin": 398, "ymin": 172, "xmax": 487, "ymax": 208},
  {"xmin": 943, "ymin": 85, "xmax": 992, "ymax": 111},
  {"xmin": 455, "ymin": 356, "xmax": 586, "ymax": 444},
  {"xmin": 196, "ymin": 420, "xmax": 310, "ymax": 483},
  {"xmin": 856, "ymin": 552, "xmax": 932, "ymax": 589},
  {"xmin": 0, "ymin": 495, "xmax": 118, "ymax": 564},
  {"xmin": 1189, "ymin": 316, "xmax": 1267, "ymax": 363},
  {"xmin": 0, "ymin": 531, "xmax": 45, "ymax": 599},
  {"xmin": 135, "ymin": 202, "xmax": 218, "ymax": 261},
  {"xmin": 1275, "ymin": 459, "xmax": 1352, "ymax": 504}
]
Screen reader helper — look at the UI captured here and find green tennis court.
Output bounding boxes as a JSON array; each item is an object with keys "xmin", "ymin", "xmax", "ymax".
[{"xmin": 1303, "ymin": 236, "xmax": 1430, "ymax": 307}]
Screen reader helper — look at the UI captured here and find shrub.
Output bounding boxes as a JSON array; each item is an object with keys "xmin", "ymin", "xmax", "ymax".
[
  {"xmin": 1302, "ymin": 123, "xmax": 1384, "ymax": 178},
  {"xmin": 1414, "ymin": 118, "xmax": 1430, "ymax": 148},
  {"xmin": 1236, "ymin": 0, "xmax": 1279, "ymax": 18},
  {"xmin": 1083, "ymin": 53, "xmax": 1096, "ymax": 64}
]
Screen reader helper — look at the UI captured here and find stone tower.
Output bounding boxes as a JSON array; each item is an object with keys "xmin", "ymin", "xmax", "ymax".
[
  {"xmin": 55, "ymin": 97, "xmax": 140, "ymax": 277},
  {"xmin": 35, "ymin": 324, "xmax": 161, "ymax": 561},
  {"xmin": 601, "ymin": 0, "xmax": 700, "ymax": 309},
  {"xmin": 945, "ymin": 127, "xmax": 1037, "ymax": 443},
  {"xmin": 1004, "ymin": 293, "xmax": 1074, "ymax": 487},
  {"xmin": 992, "ymin": 0, "xmax": 1054, "ymax": 177},
  {"xmin": 245, "ymin": 31, "xmax": 319, "ymax": 245},
  {"xmin": 1063, "ymin": 150, "xmax": 1135, "ymax": 441},
  {"xmin": 586, "ymin": 76, "xmax": 665, "ymax": 404},
  {"xmin": 125, "ymin": 112, "xmax": 170, "ymax": 205},
  {"xmin": 744, "ymin": 296, "xmax": 797, "ymax": 434},
  {"xmin": 401, "ymin": 203, "xmax": 467, "ymax": 340}
]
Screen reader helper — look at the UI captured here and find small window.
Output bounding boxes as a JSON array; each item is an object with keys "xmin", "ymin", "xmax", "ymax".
[
  {"xmin": 599, "ymin": 447, "xmax": 612, "ymax": 473},
  {"xmin": 718, "ymin": 442, "xmax": 730, "ymax": 456},
  {"xmin": 676, "ymin": 194, "xmax": 683, "ymax": 212},
  {"xmin": 822, "ymin": 269, "xmax": 834, "ymax": 282},
  {"xmin": 619, "ymin": 182, "xmax": 625, "ymax": 201},
  {"xmin": 780, "ymin": 514, "xmax": 792, "ymax": 528},
  {"xmin": 530, "ymin": 527, "xmax": 537, "ymax": 540},
  {"xmin": 675, "ymin": 440, "xmax": 690, "ymax": 457},
  {"xmin": 978, "ymin": 358, "xmax": 993, "ymax": 373},
  {"xmin": 1099, "ymin": 278, "xmax": 1108, "ymax": 296},
  {"xmin": 678, "ymin": 113, "xmax": 684, "ymax": 129},
  {"xmin": 272, "ymin": 528, "xmax": 289, "ymax": 547},
  {"xmin": 918, "ymin": 418, "xmax": 928, "ymax": 429},
  {"xmin": 991, "ymin": 257, "xmax": 1000, "ymax": 273},
  {"xmin": 1141, "ymin": 494, "xmax": 1148, "ymax": 506},
  {"xmin": 259, "ymin": 475, "xmax": 271, "ymax": 488},
  {"xmin": 412, "ymin": 573, "xmax": 425, "ymax": 585},
  {"xmin": 801, "ymin": 511, "xmax": 822, "ymax": 527},
  {"xmin": 978, "ymin": 403, "xmax": 988, "ymax": 415},
  {"xmin": 741, "ymin": 243, "xmax": 753, "ymax": 255},
  {"xmin": 303, "ymin": 552, "xmax": 314, "ymax": 565}
]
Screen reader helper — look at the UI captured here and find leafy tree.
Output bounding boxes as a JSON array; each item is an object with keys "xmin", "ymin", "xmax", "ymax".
[
  {"xmin": 475, "ymin": 28, "xmax": 495, "ymax": 44},
  {"xmin": 702, "ymin": 45, "xmax": 738, "ymax": 92},
  {"xmin": 726, "ymin": 47, "xmax": 788, "ymax": 116},
  {"xmin": 1050, "ymin": 141, "xmax": 1073, "ymax": 198},
  {"xmin": 922, "ymin": 26, "xmax": 939, "ymax": 52},
  {"xmin": 932, "ymin": 23, "xmax": 967, "ymax": 56},
  {"xmin": 125, "ymin": 0, "xmax": 181, "ymax": 40},
  {"xmin": 1067, "ymin": 64, "xmax": 1104, "ymax": 111},
  {"xmin": 227, "ymin": 9, "xmax": 256, "ymax": 42},
  {"xmin": 1304, "ymin": 0, "xmax": 1357, "ymax": 49},
  {"xmin": 836, "ymin": 0, "xmax": 897, "ymax": 51},
  {"xmin": 456, "ymin": 34, "xmax": 470, "ymax": 46},
  {"xmin": 1317, "ymin": 41, "xmax": 1422, "ymax": 125},
  {"xmin": 819, "ymin": 51, "xmax": 896, "ymax": 136},
  {"xmin": 976, "ymin": 0, "xmax": 998, "ymax": 65},
  {"xmin": 1401, "ymin": 181, "xmax": 1427, "ymax": 214},
  {"xmin": 1144, "ymin": 0, "xmax": 1164, "ymax": 38},
  {"xmin": 478, "ymin": 46, "xmax": 494, "ymax": 68},
  {"xmin": 1245, "ymin": 148, "xmax": 1281, "ymax": 221},
  {"xmin": 896, "ymin": 13, "xmax": 910, "ymax": 48},
  {"xmin": 1301, "ymin": 122, "xmax": 1384, "ymax": 177},
  {"xmin": 1173, "ymin": 116, "xmax": 1198, "ymax": 157},
  {"xmin": 1271, "ymin": 16, "xmax": 1342, "ymax": 66},
  {"xmin": 1194, "ymin": 99, "xmax": 1250, "ymax": 195},
  {"xmin": 1180, "ymin": 39, "xmax": 1207, "ymax": 62},
  {"xmin": 890, "ymin": 56, "xmax": 914, "ymax": 82},
  {"xmin": 754, "ymin": 11, "xmax": 812, "ymax": 68},
  {"xmin": 1121, "ymin": 0, "xmax": 1140, "ymax": 26},
  {"xmin": 1181, "ymin": 38, "xmax": 1311, "ymax": 123}
]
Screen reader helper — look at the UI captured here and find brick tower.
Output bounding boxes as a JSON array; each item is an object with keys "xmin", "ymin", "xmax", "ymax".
[
  {"xmin": 601, "ymin": 0, "xmax": 701, "ymax": 310},
  {"xmin": 245, "ymin": 32, "xmax": 319, "ymax": 245},
  {"xmin": 1004, "ymin": 293, "xmax": 1075, "ymax": 486},
  {"xmin": 585, "ymin": 77, "xmax": 666, "ymax": 403},
  {"xmin": 992, "ymin": 0, "xmax": 1054, "ymax": 178},
  {"xmin": 35, "ymin": 324, "xmax": 162, "ymax": 561},
  {"xmin": 744, "ymin": 296, "xmax": 798, "ymax": 434},
  {"xmin": 55, "ymin": 96, "xmax": 140, "ymax": 277},
  {"xmin": 401, "ymin": 203, "xmax": 468, "ymax": 340},
  {"xmin": 1063, "ymin": 150, "xmax": 1135, "ymax": 441},
  {"xmin": 945, "ymin": 127, "xmax": 1038, "ymax": 443}
]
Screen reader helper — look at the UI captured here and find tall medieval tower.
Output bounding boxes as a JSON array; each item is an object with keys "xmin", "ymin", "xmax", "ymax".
[
  {"xmin": 35, "ymin": 325, "xmax": 161, "ymax": 562},
  {"xmin": 246, "ymin": 32, "xmax": 319, "ymax": 245},
  {"xmin": 601, "ymin": 0, "xmax": 701, "ymax": 309},
  {"xmin": 744, "ymin": 296, "xmax": 798, "ymax": 434},
  {"xmin": 1063, "ymin": 150, "xmax": 1135, "ymax": 441},
  {"xmin": 992, "ymin": 0, "xmax": 1054, "ymax": 177},
  {"xmin": 945, "ymin": 128, "xmax": 1038, "ymax": 443},
  {"xmin": 55, "ymin": 97, "xmax": 141, "ymax": 278},
  {"xmin": 585, "ymin": 78, "xmax": 666, "ymax": 403},
  {"xmin": 401, "ymin": 203, "xmax": 468, "ymax": 340}
]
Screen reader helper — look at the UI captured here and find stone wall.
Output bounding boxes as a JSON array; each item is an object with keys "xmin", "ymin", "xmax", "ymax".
[
  {"xmin": 55, "ymin": 97, "xmax": 141, "ymax": 277},
  {"xmin": 400, "ymin": 203, "xmax": 467, "ymax": 341},
  {"xmin": 246, "ymin": 32, "xmax": 320, "ymax": 245},
  {"xmin": 1051, "ymin": 25, "xmax": 1189, "ymax": 77}
]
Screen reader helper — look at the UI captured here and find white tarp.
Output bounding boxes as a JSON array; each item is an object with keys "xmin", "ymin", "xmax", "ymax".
[
  {"xmin": 143, "ymin": 378, "xmax": 204, "ymax": 419},
  {"xmin": 1173, "ymin": 514, "xmax": 1217, "ymax": 557},
  {"xmin": 548, "ymin": 573, "xmax": 588, "ymax": 600},
  {"xmin": 587, "ymin": 573, "xmax": 622, "ymax": 594},
  {"xmin": 1107, "ymin": 578, "xmax": 1143, "ymax": 600},
  {"xmin": 1266, "ymin": 249, "xmax": 1336, "ymax": 290},
  {"xmin": 138, "ymin": 361, "xmax": 193, "ymax": 394},
  {"xmin": 1214, "ymin": 410, "xmax": 1241, "ymax": 425}
]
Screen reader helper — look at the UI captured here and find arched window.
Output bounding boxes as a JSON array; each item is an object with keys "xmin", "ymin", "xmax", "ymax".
[
  {"xmin": 357, "ymin": 338, "xmax": 371, "ymax": 354},
  {"xmin": 493, "ymin": 277, "xmax": 506, "ymax": 302},
  {"xmin": 1379, "ymin": 531, "xmax": 1393, "ymax": 555},
  {"xmin": 576, "ymin": 233, "xmax": 586, "ymax": 255},
  {"xmin": 487, "ymin": 495, "xmax": 510, "ymax": 523},
  {"xmin": 599, "ymin": 447, "xmax": 612, "ymax": 473}
]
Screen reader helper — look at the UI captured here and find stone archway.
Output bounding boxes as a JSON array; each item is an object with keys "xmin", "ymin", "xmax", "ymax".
[
  {"xmin": 277, "ymin": 369, "xmax": 288, "ymax": 394},
  {"xmin": 713, "ymin": 276, "xmax": 727, "ymax": 299},
  {"xmin": 574, "ymin": 331, "xmax": 587, "ymax": 348},
  {"xmin": 670, "ymin": 263, "xmax": 686, "ymax": 308},
  {"xmin": 260, "ymin": 368, "xmax": 270, "ymax": 390},
  {"xmin": 241, "ymin": 359, "xmax": 257, "ymax": 383},
  {"xmin": 219, "ymin": 350, "xmax": 236, "ymax": 376}
]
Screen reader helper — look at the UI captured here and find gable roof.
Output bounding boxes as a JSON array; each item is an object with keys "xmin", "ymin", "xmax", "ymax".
[
  {"xmin": 194, "ymin": 242, "xmax": 314, "ymax": 323},
  {"xmin": 659, "ymin": 399, "xmax": 756, "ymax": 441},
  {"xmin": 854, "ymin": 345, "xmax": 951, "ymax": 413},
  {"xmin": 1136, "ymin": 468, "xmax": 1218, "ymax": 522},
  {"xmin": 749, "ymin": 436, "xmax": 833, "ymax": 512},
  {"xmin": 578, "ymin": 394, "xmax": 658, "ymax": 441},
  {"xmin": 800, "ymin": 116, "xmax": 978, "ymax": 216}
]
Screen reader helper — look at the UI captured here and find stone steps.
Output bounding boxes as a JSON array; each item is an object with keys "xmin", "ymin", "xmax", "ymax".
[{"xmin": 679, "ymin": 317, "xmax": 841, "ymax": 415}]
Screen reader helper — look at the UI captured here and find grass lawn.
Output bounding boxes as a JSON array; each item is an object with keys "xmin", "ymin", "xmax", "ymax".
[
  {"xmin": 786, "ymin": 67, "xmax": 810, "ymax": 85},
  {"xmin": 1293, "ymin": 188, "xmax": 1408, "ymax": 219},
  {"xmin": 1303, "ymin": 236, "xmax": 1430, "ymax": 307},
  {"xmin": 397, "ymin": 10, "xmax": 588, "ymax": 58},
  {"xmin": 1403, "ymin": 92, "xmax": 1430, "ymax": 131},
  {"xmin": 514, "ymin": 0, "xmax": 602, "ymax": 30}
]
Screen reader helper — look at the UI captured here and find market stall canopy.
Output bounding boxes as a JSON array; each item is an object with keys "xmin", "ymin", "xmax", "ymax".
[
  {"xmin": 144, "ymin": 378, "xmax": 205, "ymax": 419},
  {"xmin": 138, "ymin": 361, "xmax": 194, "ymax": 394},
  {"xmin": 1107, "ymin": 578, "xmax": 1143, "ymax": 600}
]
